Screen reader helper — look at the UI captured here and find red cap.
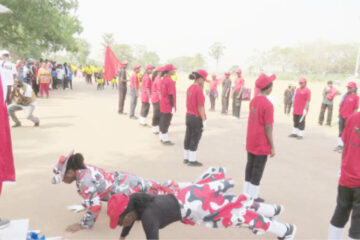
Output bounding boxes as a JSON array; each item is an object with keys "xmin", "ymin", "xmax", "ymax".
[
  {"xmin": 121, "ymin": 61, "xmax": 128, "ymax": 66},
  {"xmin": 299, "ymin": 78, "xmax": 307, "ymax": 84},
  {"xmin": 225, "ymin": 72, "xmax": 231, "ymax": 76},
  {"xmin": 132, "ymin": 65, "xmax": 141, "ymax": 71},
  {"xmin": 107, "ymin": 194, "xmax": 130, "ymax": 229},
  {"xmin": 156, "ymin": 66, "xmax": 163, "ymax": 72},
  {"xmin": 212, "ymin": 74, "xmax": 217, "ymax": 80},
  {"xmin": 255, "ymin": 73, "xmax": 276, "ymax": 89},
  {"xmin": 146, "ymin": 65, "xmax": 155, "ymax": 70},
  {"xmin": 236, "ymin": 69, "xmax": 242, "ymax": 74},
  {"xmin": 347, "ymin": 82, "xmax": 357, "ymax": 88},
  {"xmin": 196, "ymin": 69, "xmax": 208, "ymax": 82},
  {"xmin": 162, "ymin": 64, "xmax": 177, "ymax": 72}
]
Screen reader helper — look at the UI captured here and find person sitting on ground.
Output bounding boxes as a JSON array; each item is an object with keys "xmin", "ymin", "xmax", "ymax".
[
  {"xmin": 107, "ymin": 178, "xmax": 296, "ymax": 240},
  {"xmin": 7, "ymin": 78, "xmax": 40, "ymax": 128}
]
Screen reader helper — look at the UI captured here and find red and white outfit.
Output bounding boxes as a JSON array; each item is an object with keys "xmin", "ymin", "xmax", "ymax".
[
  {"xmin": 151, "ymin": 73, "xmax": 162, "ymax": 133},
  {"xmin": 129, "ymin": 66, "xmax": 141, "ymax": 118},
  {"xmin": 292, "ymin": 80, "xmax": 311, "ymax": 137},
  {"xmin": 139, "ymin": 66, "xmax": 153, "ymax": 125}
]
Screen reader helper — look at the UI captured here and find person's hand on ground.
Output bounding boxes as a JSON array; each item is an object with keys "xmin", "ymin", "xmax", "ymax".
[{"xmin": 66, "ymin": 223, "xmax": 86, "ymax": 233}]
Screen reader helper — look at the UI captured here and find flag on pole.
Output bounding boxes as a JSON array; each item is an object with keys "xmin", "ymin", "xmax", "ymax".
[
  {"xmin": 104, "ymin": 46, "xmax": 121, "ymax": 81},
  {"xmin": 0, "ymin": 75, "xmax": 15, "ymax": 195}
]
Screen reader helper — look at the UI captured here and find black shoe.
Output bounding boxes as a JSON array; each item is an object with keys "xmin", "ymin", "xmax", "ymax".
[
  {"xmin": 12, "ymin": 123, "xmax": 21, "ymax": 128},
  {"xmin": 278, "ymin": 224, "xmax": 297, "ymax": 240},
  {"xmin": 296, "ymin": 136, "xmax": 303, "ymax": 140},
  {"xmin": 188, "ymin": 161, "xmax": 203, "ymax": 167},
  {"xmin": 34, "ymin": 121, "xmax": 40, "ymax": 127},
  {"xmin": 288, "ymin": 134, "xmax": 297, "ymax": 138},
  {"xmin": 162, "ymin": 141, "xmax": 174, "ymax": 146},
  {"xmin": 184, "ymin": 159, "xmax": 189, "ymax": 164},
  {"xmin": 254, "ymin": 197, "xmax": 265, "ymax": 203}
]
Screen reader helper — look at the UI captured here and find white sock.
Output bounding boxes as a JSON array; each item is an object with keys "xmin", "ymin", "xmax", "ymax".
[
  {"xmin": 152, "ymin": 126, "xmax": 158, "ymax": 133},
  {"xmin": 328, "ymin": 224, "xmax": 344, "ymax": 240},
  {"xmin": 163, "ymin": 133, "xmax": 169, "ymax": 142},
  {"xmin": 248, "ymin": 183, "xmax": 259, "ymax": 199},
  {"xmin": 338, "ymin": 137, "xmax": 344, "ymax": 147},
  {"xmin": 292, "ymin": 127, "xmax": 298, "ymax": 135},
  {"xmin": 298, "ymin": 130, "xmax": 305, "ymax": 137},
  {"xmin": 257, "ymin": 203, "xmax": 276, "ymax": 218},
  {"xmin": 243, "ymin": 181, "xmax": 250, "ymax": 195},
  {"xmin": 184, "ymin": 150, "xmax": 189, "ymax": 160},
  {"xmin": 268, "ymin": 221, "xmax": 287, "ymax": 238},
  {"xmin": 189, "ymin": 151, "xmax": 197, "ymax": 162},
  {"xmin": 139, "ymin": 117, "xmax": 144, "ymax": 125}
]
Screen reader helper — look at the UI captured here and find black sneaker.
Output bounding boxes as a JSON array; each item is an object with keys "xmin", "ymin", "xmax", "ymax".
[
  {"xmin": 254, "ymin": 197, "xmax": 265, "ymax": 203},
  {"xmin": 12, "ymin": 123, "xmax": 21, "ymax": 128},
  {"xmin": 184, "ymin": 159, "xmax": 189, "ymax": 164},
  {"xmin": 271, "ymin": 205, "xmax": 284, "ymax": 220},
  {"xmin": 162, "ymin": 141, "xmax": 174, "ymax": 146},
  {"xmin": 0, "ymin": 218, "xmax": 10, "ymax": 229},
  {"xmin": 188, "ymin": 161, "xmax": 203, "ymax": 167},
  {"xmin": 34, "ymin": 121, "xmax": 40, "ymax": 127},
  {"xmin": 288, "ymin": 134, "xmax": 297, "ymax": 138},
  {"xmin": 278, "ymin": 224, "xmax": 296, "ymax": 240}
]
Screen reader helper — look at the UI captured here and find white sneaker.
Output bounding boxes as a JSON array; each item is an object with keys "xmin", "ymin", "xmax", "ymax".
[{"xmin": 278, "ymin": 224, "xmax": 296, "ymax": 240}]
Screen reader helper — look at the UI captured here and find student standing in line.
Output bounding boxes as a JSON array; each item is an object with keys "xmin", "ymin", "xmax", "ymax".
[
  {"xmin": 183, "ymin": 70, "xmax": 208, "ymax": 167},
  {"xmin": 129, "ymin": 65, "xmax": 141, "ymax": 119},
  {"xmin": 159, "ymin": 64, "xmax": 177, "ymax": 145},
  {"xmin": 334, "ymin": 82, "xmax": 359, "ymax": 152},
  {"xmin": 288, "ymin": 78, "xmax": 311, "ymax": 140},
  {"xmin": 209, "ymin": 74, "xmax": 218, "ymax": 111},
  {"xmin": 318, "ymin": 81, "xmax": 340, "ymax": 126},
  {"xmin": 139, "ymin": 65, "xmax": 155, "ymax": 126},
  {"xmin": 244, "ymin": 73, "xmax": 276, "ymax": 203},
  {"xmin": 118, "ymin": 61, "xmax": 129, "ymax": 115},
  {"xmin": 232, "ymin": 69, "xmax": 245, "ymax": 118},
  {"xmin": 151, "ymin": 67, "xmax": 163, "ymax": 134},
  {"xmin": 328, "ymin": 111, "xmax": 360, "ymax": 240},
  {"xmin": 36, "ymin": 62, "xmax": 52, "ymax": 98},
  {"xmin": 221, "ymin": 72, "xmax": 231, "ymax": 114},
  {"xmin": 283, "ymin": 85, "xmax": 293, "ymax": 115}
]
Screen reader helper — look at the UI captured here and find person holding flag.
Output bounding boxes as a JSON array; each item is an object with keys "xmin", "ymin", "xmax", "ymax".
[
  {"xmin": 129, "ymin": 65, "xmax": 141, "ymax": 119},
  {"xmin": 139, "ymin": 65, "xmax": 155, "ymax": 126},
  {"xmin": 288, "ymin": 78, "xmax": 311, "ymax": 140},
  {"xmin": 334, "ymin": 82, "xmax": 359, "ymax": 152}
]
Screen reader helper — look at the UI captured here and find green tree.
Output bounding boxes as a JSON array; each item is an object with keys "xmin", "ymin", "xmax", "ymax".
[
  {"xmin": 74, "ymin": 38, "xmax": 91, "ymax": 65},
  {"xmin": 112, "ymin": 44, "xmax": 134, "ymax": 64},
  {"xmin": 189, "ymin": 53, "xmax": 205, "ymax": 70},
  {"xmin": 0, "ymin": 0, "xmax": 82, "ymax": 58},
  {"xmin": 209, "ymin": 42, "xmax": 226, "ymax": 71}
]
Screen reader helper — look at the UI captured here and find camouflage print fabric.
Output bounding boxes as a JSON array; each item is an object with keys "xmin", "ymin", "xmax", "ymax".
[{"xmin": 175, "ymin": 179, "xmax": 271, "ymax": 235}]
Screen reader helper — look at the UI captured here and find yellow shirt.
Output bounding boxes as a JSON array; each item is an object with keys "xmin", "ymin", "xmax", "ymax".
[{"xmin": 37, "ymin": 67, "xmax": 52, "ymax": 84}]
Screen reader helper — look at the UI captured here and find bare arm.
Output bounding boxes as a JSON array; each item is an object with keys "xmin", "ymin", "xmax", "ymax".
[
  {"xmin": 305, "ymin": 101, "xmax": 310, "ymax": 110},
  {"xmin": 198, "ymin": 106, "xmax": 206, "ymax": 121},
  {"xmin": 265, "ymin": 123, "xmax": 275, "ymax": 157}
]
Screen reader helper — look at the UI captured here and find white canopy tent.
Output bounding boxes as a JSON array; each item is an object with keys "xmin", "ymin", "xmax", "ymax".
[{"xmin": 0, "ymin": 4, "xmax": 12, "ymax": 14}]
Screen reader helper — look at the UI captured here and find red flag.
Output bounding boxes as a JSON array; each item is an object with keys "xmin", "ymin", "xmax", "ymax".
[
  {"xmin": 0, "ymin": 75, "xmax": 15, "ymax": 195},
  {"xmin": 104, "ymin": 46, "xmax": 121, "ymax": 81}
]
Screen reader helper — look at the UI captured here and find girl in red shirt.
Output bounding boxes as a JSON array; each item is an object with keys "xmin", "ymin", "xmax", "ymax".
[
  {"xmin": 209, "ymin": 74, "xmax": 218, "ymax": 111},
  {"xmin": 232, "ymin": 69, "xmax": 245, "ymax": 118},
  {"xmin": 184, "ymin": 70, "xmax": 208, "ymax": 167},
  {"xmin": 159, "ymin": 64, "xmax": 177, "ymax": 145},
  {"xmin": 151, "ymin": 67, "xmax": 162, "ymax": 134},
  {"xmin": 139, "ymin": 65, "xmax": 155, "ymax": 126}
]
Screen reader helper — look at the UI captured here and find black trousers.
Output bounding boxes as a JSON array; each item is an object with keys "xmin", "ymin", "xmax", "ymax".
[
  {"xmin": 209, "ymin": 91, "xmax": 216, "ymax": 110},
  {"xmin": 293, "ymin": 114, "xmax": 306, "ymax": 130},
  {"xmin": 221, "ymin": 96, "xmax": 229, "ymax": 113},
  {"xmin": 152, "ymin": 102, "xmax": 160, "ymax": 126},
  {"xmin": 184, "ymin": 114, "xmax": 203, "ymax": 151},
  {"xmin": 339, "ymin": 116, "xmax": 346, "ymax": 137},
  {"xmin": 284, "ymin": 102, "xmax": 292, "ymax": 114},
  {"xmin": 245, "ymin": 152, "xmax": 268, "ymax": 186},
  {"xmin": 159, "ymin": 112, "xmax": 173, "ymax": 134},
  {"xmin": 330, "ymin": 185, "xmax": 360, "ymax": 238},
  {"xmin": 52, "ymin": 77, "xmax": 57, "ymax": 89},
  {"xmin": 68, "ymin": 79, "xmax": 73, "ymax": 89},
  {"xmin": 141, "ymin": 102, "xmax": 150, "ymax": 118},
  {"xmin": 232, "ymin": 91, "xmax": 242, "ymax": 118},
  {"xmin": 32, "ymin": 81, "xmax": 39, "ymax": 96},
  {"xmin": 319, "ymin": 103, "xmax": 333, "ymax": 125},
  {"xmin": 118, "ymin": 85, "xmax": 127, "ymax": 113}
]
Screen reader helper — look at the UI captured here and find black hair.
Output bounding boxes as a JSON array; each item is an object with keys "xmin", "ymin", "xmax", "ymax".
[
  {"xmin": 261, "ymin": 82, "xmax": 273, "ymax": 91},
  {"xmin": 151, "ymin": 71, "xmax": 158, "ymax": 82},
  {"xmin": 328, "ymin": 81, "xmax": 333, "ymax": 85},
  {"xmin": 189, "ymin": 72, "xmax": 202, "ymax": 80},
  {"xmin": 65, "ymin": 153, "xmax": 86, "ymax": 172},
  {"xmin": 119, "ymin": 193, "xmax": 155, "ymax": 223},
  {"xmin": 161, "ymin": 70, "xmax": 170, "ymax": 77}
]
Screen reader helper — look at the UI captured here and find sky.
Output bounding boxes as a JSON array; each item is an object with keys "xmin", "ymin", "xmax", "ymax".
[{"xmin": 77, "ymin": 0, "xmax": 360, "ymax": 71}]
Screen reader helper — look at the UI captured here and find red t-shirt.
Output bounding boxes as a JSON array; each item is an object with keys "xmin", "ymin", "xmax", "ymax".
[
  {"xmin": 141, "ymin": 74, "xmax": 152, "ymax": 103},
  {"xmin": 151, "ymin": 76, "xmax": 161, "ymax": 104},
  {"xmin": 340, "ymin": 112, "xmax": 360, "ymax": 188},
  {"xmin": 186, "ymin": 84, "xmax": 206, "ymax": 119},
  {"xmin": 160, "ymin": 76, "xmax": 176, "ymax": 113},
  {"xmin": 293, "ymin": 87, "xmax": 311, "ymax": 115},
  {"xmin": 130, "ymin": 73, "xmax": 139, "ymax": 89},
  {"xmin": 339, "ymin": 93, "xmax": 359, "ymax": 119},
  {"xmin": 210, "ymin": 80, "xmax": 218, "ymax": 91},
  {"xmin": 234, "ymin": 77, "xmax": 245, "ymax": 92},
  {"xmin": 246, "ymin": 95, "xmax": 274, "ymax": 155},
  {"xmin": 254, "ymin": 87, "xmax": 260, "ymax": 98}
]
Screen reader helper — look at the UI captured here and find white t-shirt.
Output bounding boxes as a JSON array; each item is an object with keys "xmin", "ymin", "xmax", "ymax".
[
  {"xmin": 0, "ymin": 60, "xmax": 17, "ymax": 102},
  {"xmin": 56, "ymin": 68, "xmax": 65, "ymax": 80}
]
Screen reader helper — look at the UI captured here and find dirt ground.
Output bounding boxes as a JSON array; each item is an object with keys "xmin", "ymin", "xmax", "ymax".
[{"xmin": 0, "ymin": 74, "xmax": 353, "ymax": 239}]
